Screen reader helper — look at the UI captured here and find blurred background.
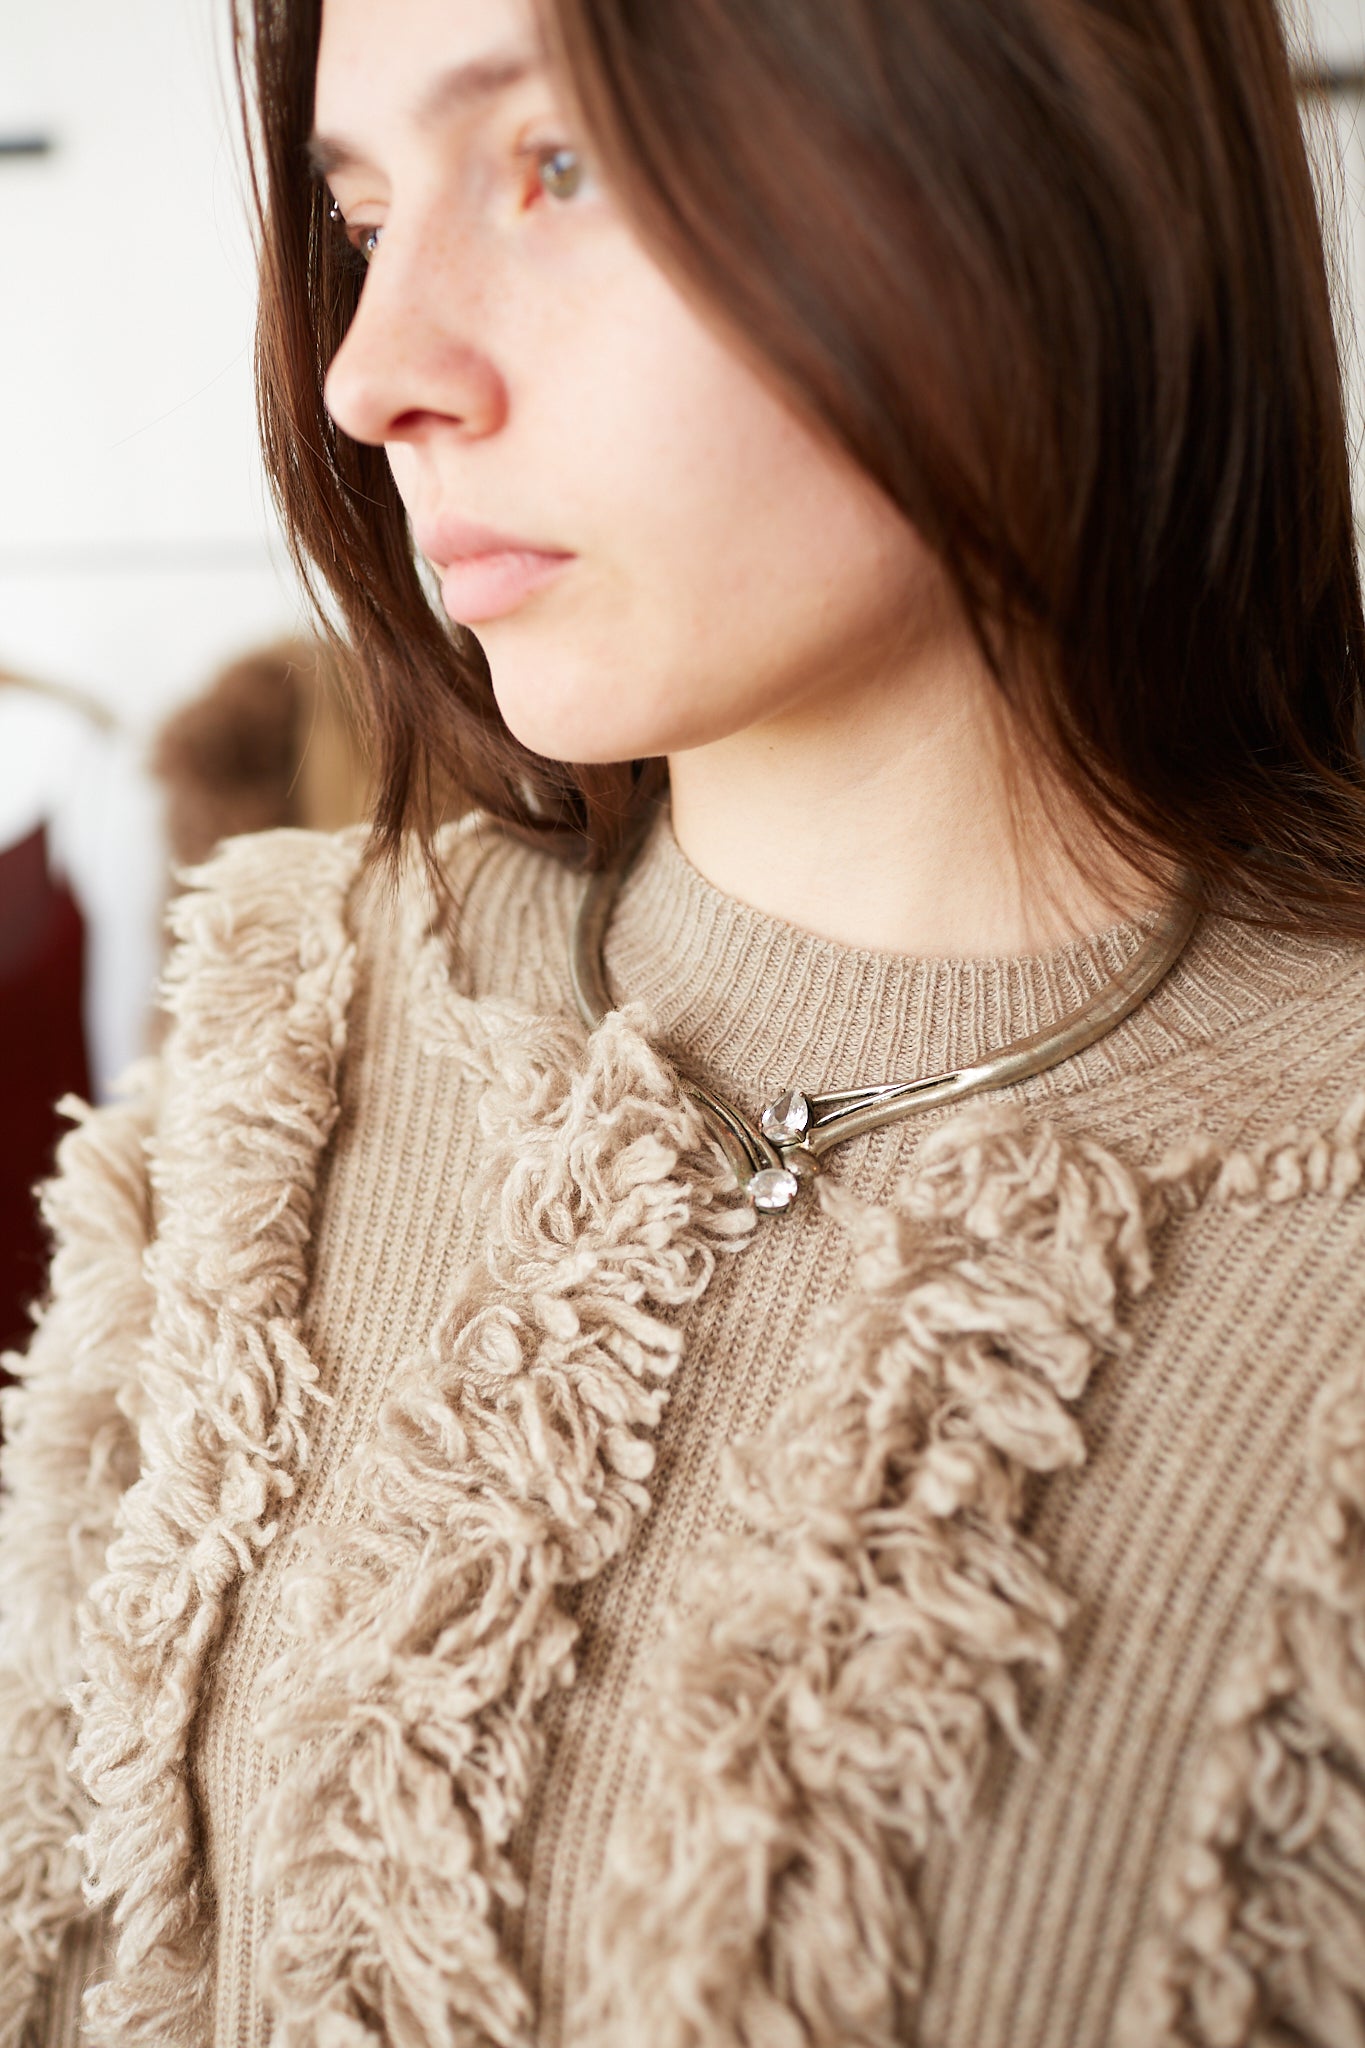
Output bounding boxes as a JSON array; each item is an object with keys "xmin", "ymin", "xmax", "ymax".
[
  {"xmin": 0, "ymin": 0, "xmax": 1363, "ymax": 1354},
  {"xmin": 0, "ymin": 0, "xmax": 375, "ymax": 1351}
]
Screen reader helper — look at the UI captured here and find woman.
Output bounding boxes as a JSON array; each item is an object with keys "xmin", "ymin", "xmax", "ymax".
[{"xmin": 2, "ymin": 0, "xmax": 1364, "ymax": 2041}]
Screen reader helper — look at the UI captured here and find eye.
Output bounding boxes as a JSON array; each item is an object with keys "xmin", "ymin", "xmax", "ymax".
[
  {"xmin": 326, "ymin": 196, "xmax": 383, "ymax": 264},
  {"xmin": 532, "ymin": 144, "xmax": 589, "ymax": 203}
]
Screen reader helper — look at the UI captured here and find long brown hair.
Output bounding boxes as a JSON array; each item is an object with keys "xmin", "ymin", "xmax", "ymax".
[{"xmin": 238, "ymin": 0, "xmax": 1365, "ymax": 931}]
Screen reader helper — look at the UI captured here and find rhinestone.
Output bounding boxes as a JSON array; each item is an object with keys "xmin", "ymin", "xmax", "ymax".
[
  {"xmin": 761, "ymin": 1089, "xmax": 812, "ymax": 1144},
  {"xmin": 748, "ymin": 1166, "xmax": 801, "ymax": 1213}
]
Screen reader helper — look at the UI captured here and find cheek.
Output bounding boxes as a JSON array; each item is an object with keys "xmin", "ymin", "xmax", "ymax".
[
  {"xmin": 386, "ymin": 443, "xmax": 422, "ymax": 514},
  {"xmin": 494, "ymin": 328, "xmax": 939, "ymax": 760},
  {"xmin": 603, "ymin": 312, "xmax": 920, "ymax": 640},
  {"xmin": 484, "ymin": 470, "xmax": 939, "ymax": 766},
  {"xmin": 627, "ymin": 393, "xmax": 936, "ymax": 688}
]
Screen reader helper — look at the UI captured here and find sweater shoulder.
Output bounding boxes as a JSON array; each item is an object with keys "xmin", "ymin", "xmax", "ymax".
[
  {"xmin": 164, "ymin": 824, "xmax": 371, "ymax": 980},
  {"xmin": 149, "ymin": 818, "xmax": 582, "ymax": 1157},
  {"xmin": 426, "ymin": 815, "xmax": 584, "ymax": 1011},
  {"xmin": 1173, "ymin": 911, "xmax": 1365, "ymax": 1060},
  {"xmin": 1219, "ymin": 918, "xmax": 1365, "ymax": 1160},
  {"xmin": 195, "ymin": 816, "xmax": 582, "ymax": 1009},
  {"xmin": 154, "ymin": 825, "xmax": 367, "ymax": 1208},
  {"xmin": 1037, "ymin": 909, "xmax": 1365, "ymax": 1177}
]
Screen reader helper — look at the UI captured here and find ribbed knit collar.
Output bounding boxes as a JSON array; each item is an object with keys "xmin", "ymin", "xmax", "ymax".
[
  {"xmin": 604, "ymin": 813, "xmax": 1158, "ymax": 1106},
  {"xmin": 601, "ymin": 813, "xmax": 1350, "ymax": 1116}
]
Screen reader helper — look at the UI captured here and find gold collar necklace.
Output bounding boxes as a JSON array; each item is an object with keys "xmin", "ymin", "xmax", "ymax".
[{"xmin": 571, "ymin": 831, "xmax": 1198, "ymax": 1217}]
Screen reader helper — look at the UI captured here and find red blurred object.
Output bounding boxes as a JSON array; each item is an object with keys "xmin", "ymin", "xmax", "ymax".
[{"xmin": 0, "ymin": 826, "xmax": 92, "ymax": 1363}]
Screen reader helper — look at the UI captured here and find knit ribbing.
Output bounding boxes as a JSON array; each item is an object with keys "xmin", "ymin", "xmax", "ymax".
[
  {"xmin": 73, "ymin": 828, "xmax": 364, "ymax": 2045},
  {"xmin": 586, "ymin": 1108, "xmax": 1164, "ymax": 2047},
  {"xmin": 456, "ymin": 818, "xmax": 1365, "ymax": 2048},
  {"xmin": 608, "ymin": 818, "xmax": 1171, "ymax": 1098},
  {"xmin": 250, "ymin": 993, "xmax": 746, "ymax": 2044},
  {"xmin": 4, "ymin": 813, "xmax": 1365, "ymax": 2048},
  {"xmin": 603, "ymin": 816, "xmax": 1331, "ymax": 1110}
]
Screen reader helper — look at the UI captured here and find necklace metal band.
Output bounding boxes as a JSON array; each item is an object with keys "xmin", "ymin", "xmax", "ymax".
[{"xmin": 571, "ymin": 839, "xmax": 1198, "ymax": 1216}]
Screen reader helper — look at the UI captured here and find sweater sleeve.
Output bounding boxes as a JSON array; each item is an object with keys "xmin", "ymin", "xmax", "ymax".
[{"xmin": 0, "ymin": 1065, "xmax": 157, "ymax": 2048}]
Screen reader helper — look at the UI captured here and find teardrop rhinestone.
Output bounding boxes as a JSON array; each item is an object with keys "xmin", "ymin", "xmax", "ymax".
[
  {"xmin": 761, "ymin": 1089, "xmax": 812, "ymax": 1144},
  {"xmin": 748, "ymin": 1166, "xmax": 801, "ymax": 1213}
]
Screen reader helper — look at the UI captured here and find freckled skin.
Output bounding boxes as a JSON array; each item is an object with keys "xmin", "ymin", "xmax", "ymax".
[
  {"xmin": 316, "ymin": 0, "xmax": 957, "ymax": 768},
  {"xmin": 316, "ymin": 0, "xmax": 1146, "ymax": 956}
]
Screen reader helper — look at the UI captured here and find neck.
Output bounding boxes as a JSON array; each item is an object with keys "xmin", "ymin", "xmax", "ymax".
[{"xmin": 667, "ymin": 635, "xmax": 1157, "ymax": 959}]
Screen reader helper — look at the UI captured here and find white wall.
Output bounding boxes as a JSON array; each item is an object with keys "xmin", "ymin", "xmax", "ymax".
[
  {"xmin": 1292, "ymin": 0, "xmax": 1365, "ymax": 490},
  {"xmin": 1300, "ymin": 0, "xmax": 1365, "ymax": 61},
  {"xmin": 0, "ymin": 0, "xmax": 303, "ymax": 735}
]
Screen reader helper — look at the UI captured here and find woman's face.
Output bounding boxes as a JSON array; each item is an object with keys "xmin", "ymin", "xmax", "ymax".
[{"xmin": 315, "ymin": 0, "xmax": 955, "ymax": 767}]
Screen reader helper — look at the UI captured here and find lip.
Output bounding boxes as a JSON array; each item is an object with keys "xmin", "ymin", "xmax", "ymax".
[
  {"xmin": 416, "ymin": 516, "xmax": 575, "ymax": 625},
  {"xmin": 438, "ymin": 548, "xmax": 574, "ymax": 625}
]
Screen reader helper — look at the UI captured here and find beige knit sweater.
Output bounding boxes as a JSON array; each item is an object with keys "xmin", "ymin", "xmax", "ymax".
[{"xmin": 3, "ymin": 813, "xmax": 1365, "ymax": 2048}]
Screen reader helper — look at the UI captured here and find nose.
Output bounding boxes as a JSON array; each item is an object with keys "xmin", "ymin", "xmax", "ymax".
[{"xmin": 322, "ymin": 233, "xmax": 509, "ymax": 450}]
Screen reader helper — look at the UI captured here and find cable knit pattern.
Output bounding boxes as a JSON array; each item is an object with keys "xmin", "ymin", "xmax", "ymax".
[
  {"xmin": 70, "ymin": 830, "xmax": 365, "ymax": 2046},
  {"xmin": 0, "ymin": 1076, "xmax": 155, "ymax": 2046},
  {"xmin": 253, "ymin": 925, "xmax": 752, "ymax": 2044}
]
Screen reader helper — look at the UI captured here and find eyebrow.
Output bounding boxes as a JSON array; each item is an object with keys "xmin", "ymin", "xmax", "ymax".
[{"xmin": 307, "ymin": 48, "xmax": 541, "ymax": 180}]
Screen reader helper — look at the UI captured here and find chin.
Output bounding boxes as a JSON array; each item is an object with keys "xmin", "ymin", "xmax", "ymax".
[{"xmin": 488, "ymin": 656, "xmax": 685, "ymax": 767}]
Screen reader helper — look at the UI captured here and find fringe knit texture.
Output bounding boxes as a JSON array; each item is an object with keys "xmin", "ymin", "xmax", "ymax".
[{"xmin": 0, "ymin": 820, "xmax": 1363, "ymax": 2047}]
